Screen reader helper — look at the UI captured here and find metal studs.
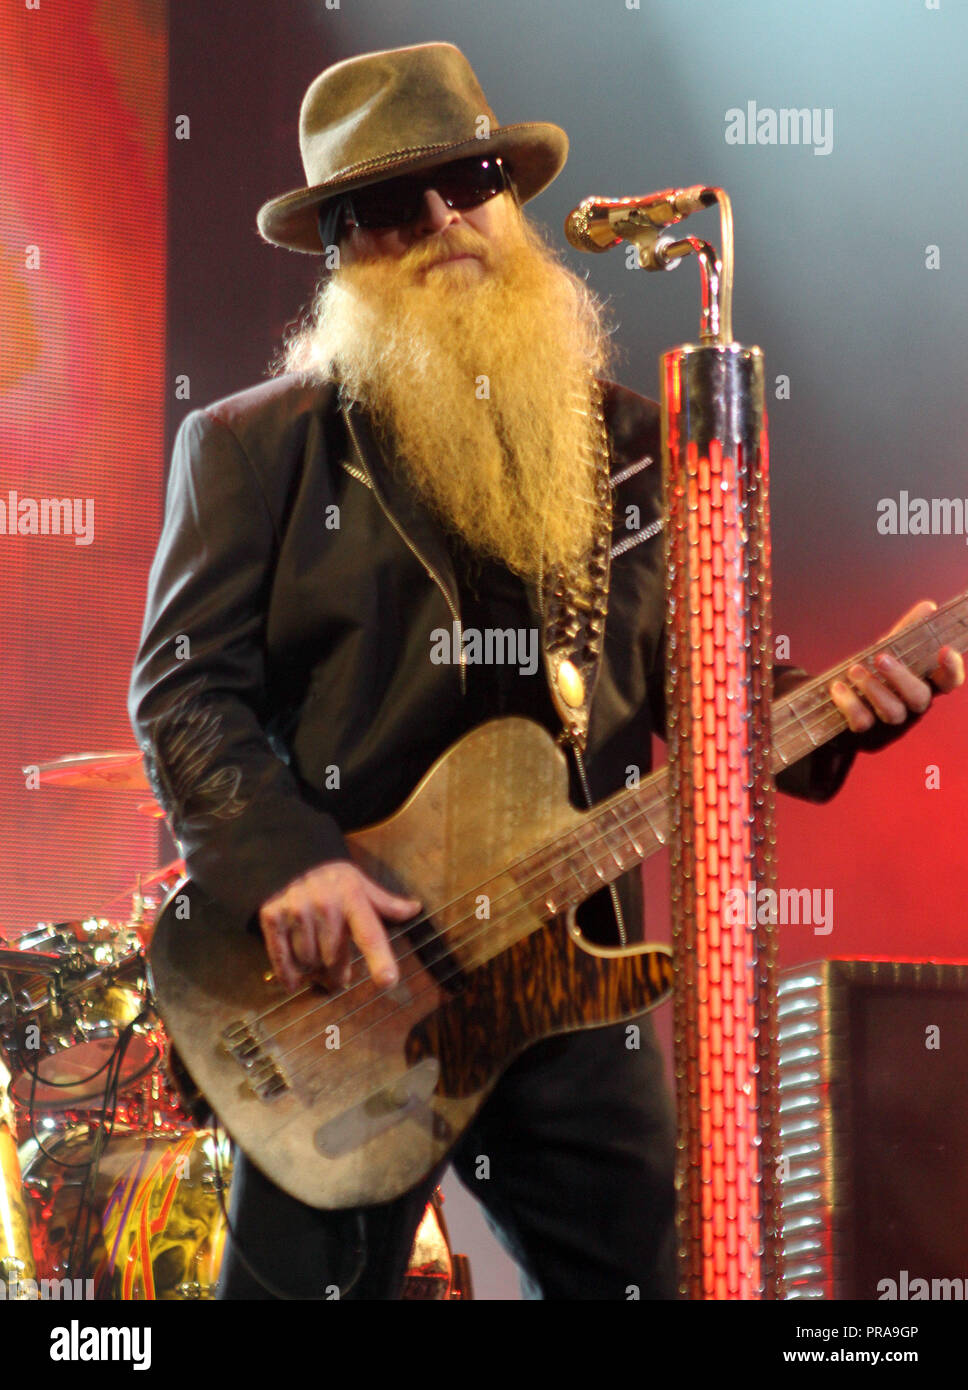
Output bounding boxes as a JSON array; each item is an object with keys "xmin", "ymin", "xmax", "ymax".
[{"xmin": 557, "ymin": 659, "xmax": 585, "ymax": 708}]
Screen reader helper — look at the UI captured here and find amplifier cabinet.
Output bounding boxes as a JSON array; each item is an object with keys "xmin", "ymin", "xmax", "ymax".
[{"xmin": 778, "ymin": 958, "xmax": 968, "ymax": 1300}]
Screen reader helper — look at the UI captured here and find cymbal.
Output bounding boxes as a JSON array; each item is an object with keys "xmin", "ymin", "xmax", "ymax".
[
  {"xmin": 107, "ymin": 859, "xmax": 187, "ymax": 943},
  {"xmin": 28, "ymin": 751, "xmax": 152, "ymax": 792}
]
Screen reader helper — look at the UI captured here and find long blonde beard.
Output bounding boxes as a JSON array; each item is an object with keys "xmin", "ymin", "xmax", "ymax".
[{"xmin": 281, "ymin": 207, "xmax": 614, "ymax": 585}]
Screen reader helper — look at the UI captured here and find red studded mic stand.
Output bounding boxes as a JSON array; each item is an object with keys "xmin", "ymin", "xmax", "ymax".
[
  {"xmin": 565, "ymin": 187, "xmax": 781, "ymax": 1297},
  {"xmin": 657, "ymin": 195, "xmax": 780, "ymax": 1299}
]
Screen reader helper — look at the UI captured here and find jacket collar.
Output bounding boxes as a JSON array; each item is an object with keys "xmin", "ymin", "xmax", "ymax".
[
  {"xmin": 340, "ymin": 395, "xmax": 546, "ymax": 626},
  {"xmin": 341, "ymin": 399, "xmax": 458, "ymax": 608}
]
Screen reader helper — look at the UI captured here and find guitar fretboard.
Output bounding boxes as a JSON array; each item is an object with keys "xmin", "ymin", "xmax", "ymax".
[{"xmin": 515, "ymin": 590, "xmax": 968, "ymax": 917}]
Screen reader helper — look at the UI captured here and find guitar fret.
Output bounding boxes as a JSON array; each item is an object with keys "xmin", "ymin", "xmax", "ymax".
[
  {"xmin": 551, "ymin": 839, "xmax": 596, "ymax": 902},
  {"xmin": 523, "ymin": 847, "xmax": 569, "ymax": 917},
  {"xmin": 923, "ymin": 617, "xmax": 943, "ymax": 651},
  {"xmin": 773, "ymin": 737, "xmax": 791, "ymax": 766},
  {"xmin": 778, "ymin": 597, "xmax": 966, "ymax": 720},
  {"xmin": 641, "ymin": 799, "xmax": 667, "ymax": 846},
  {"xmin": 575, "ymin": 826, "xmax": 607, "ymax": 888},
  {"xmin": 529, "ymin": 837, "xmax": 588, "ymax": 914},
  {"xmin": 620, "ymin": 810, "xmax": 645, "ymax": 859},
  {"xmin": 617, "ymin": 803, "xmax": 645, "ymax": 859},
  {"xmin": 789, "ymin": 700, "xmax": 819, "ymax": 749},
  {"xmin": 604, "ymin": 804, "xmax": 636, "ymax": 873},
  {"xmin": 776, "ymin": 721, "xmax": 810, "ymax": 766},
  {"xmin": 771, "ymin": 704, "xmax": 795, "ymax": 765},
  {"xmin": 522, "ymin": 590, "xmax": 968, "ymax": 923},
  {"xmin": 525, "ymin": 857, "xmax": 555, "ymax": 915}
]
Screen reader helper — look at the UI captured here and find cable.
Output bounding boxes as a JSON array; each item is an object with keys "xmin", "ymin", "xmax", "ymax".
[
  {"xmin": 22, "ymin": 1015, "xmax": 145, "ymax": 1296},
  {"xmin": 66, "ymin": 1019, "xmax": 139, "ymax": 1289}
]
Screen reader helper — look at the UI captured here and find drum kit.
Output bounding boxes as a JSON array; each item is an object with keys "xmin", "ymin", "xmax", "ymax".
[{"xmin": 0, "ymin": 751, "xmax": 470, "ymax": 1301}]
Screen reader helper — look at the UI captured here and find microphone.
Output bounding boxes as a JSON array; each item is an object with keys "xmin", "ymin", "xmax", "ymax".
[{"xmin": 564, "ymin": 185, "xmax": 716, "ymax": 253}]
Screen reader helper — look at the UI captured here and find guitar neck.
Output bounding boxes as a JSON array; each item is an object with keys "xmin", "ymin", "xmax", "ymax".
[{"xmin": 530, "ymin": 589, "xmax": 968, "ymax": 917}]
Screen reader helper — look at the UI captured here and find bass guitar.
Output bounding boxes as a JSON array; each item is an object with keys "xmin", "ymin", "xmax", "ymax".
[{"xmin": 150, "ymin": 589, "xmax": 967, "ymax": 1208}]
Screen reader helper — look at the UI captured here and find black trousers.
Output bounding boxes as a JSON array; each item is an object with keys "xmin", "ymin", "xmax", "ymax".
[{"xmin": 217, "ymin": 1011, "xmax": 678, "ymax": 1300}]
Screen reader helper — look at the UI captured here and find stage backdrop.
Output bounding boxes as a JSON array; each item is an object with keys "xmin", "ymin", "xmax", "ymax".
[
  {"xmin": 3, "ymin": 0, "xmax": 964, "ymax": 1301},
  {"xmin": 0, "ymin": 1, "xmax": 167, "ymax": 932},
  {"xmin": 164, "ymin": 0, "xmax": 968, "ymax": 1300}
]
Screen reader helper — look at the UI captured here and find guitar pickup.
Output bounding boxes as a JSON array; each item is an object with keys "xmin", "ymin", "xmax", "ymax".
[
  {"xmin": 222, "ymin": 1019, "xmax": 260, "ymax": 1060},
  {"xmin": 221, "ymin": 1019, "xmax": 290, "ymax": 1100},
  {"xmin": 314, "ymin": 1058, "xmax": 441, "ymax": 1157},
  {"xmin": 244, "ymin": 1059, "xmax": 289, "ymax": 1101}
]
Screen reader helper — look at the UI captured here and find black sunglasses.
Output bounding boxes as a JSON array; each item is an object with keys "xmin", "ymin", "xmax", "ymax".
[{"xmin": 341, "ymin": 155, "xmax": 510, "ymax": 232}]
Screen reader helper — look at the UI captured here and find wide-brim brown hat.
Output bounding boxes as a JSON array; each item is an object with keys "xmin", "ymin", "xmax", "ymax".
[{"xmin": 257, "ymin": 42, "xmax": 568, "ymax": 254}]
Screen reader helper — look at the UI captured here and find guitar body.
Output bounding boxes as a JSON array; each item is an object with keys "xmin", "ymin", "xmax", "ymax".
[{"xmin": 150, "ymin": 717, "xmax": 673, "ymax": 1209}]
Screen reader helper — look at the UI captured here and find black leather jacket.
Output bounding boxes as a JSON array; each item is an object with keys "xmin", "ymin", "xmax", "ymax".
[{"xmin": 128, "ymin": 374, "xmax": 856, "ymax": 939}]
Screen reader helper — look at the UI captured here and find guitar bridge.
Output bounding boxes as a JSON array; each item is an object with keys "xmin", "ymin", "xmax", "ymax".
[{"xmin": 221, "ymin": 1019, "xmax": 290, "ymax": 1100}]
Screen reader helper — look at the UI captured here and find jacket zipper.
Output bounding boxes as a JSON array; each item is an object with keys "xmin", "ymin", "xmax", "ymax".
[
  {"xmin": 343, "ymin": 408, "xmax": 466, "ymax": 695},
  {"xmin": 339, "ymin": 459, "xmax": 372, "ymax": 490},
  {"xmin": 610, "ymin": 513, "xmax": 665, "ymax": 559}
]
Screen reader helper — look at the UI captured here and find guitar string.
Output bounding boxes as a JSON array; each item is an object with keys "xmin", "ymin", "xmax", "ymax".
[
  {"xmin": 242, "ymin": 589, "xmax": 968, "ymax": 1040},
  {"xmin": 238, "ymin": 598, "xmax": 968, "ymax": 1089},
  {"xmin": 249, "ymin": 609, "xmax": 968, "ymax": 1100},
  {"xmin": 240, "ymin": 597, "xmax": 967, "ymax": 1060},
  {"xmin": 276, "ymin": 591, "xmax": 962, "ymax": 1093}
]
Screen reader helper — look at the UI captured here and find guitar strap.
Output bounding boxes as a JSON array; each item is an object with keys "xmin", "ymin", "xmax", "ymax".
[
  {"xmin": 540, "ymin": 378, "xmax": 613, "ymax": 757},
  {"xmin": 539, "ymin": 380, "xmax": 631, "ymax": 945}
]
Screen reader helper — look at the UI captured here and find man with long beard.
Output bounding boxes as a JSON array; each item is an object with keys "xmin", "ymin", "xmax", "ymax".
[
  {"xmin": 129, "ymin": 43, "xmax": 963, "ymax": 1300},
  {"xmin": 284, "ymin": 197, "xmax": 609, "ymax": 591}
]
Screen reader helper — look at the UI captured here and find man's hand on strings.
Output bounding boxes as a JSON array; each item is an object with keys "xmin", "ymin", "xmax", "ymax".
[
  {"xmin": 259, "ymin": 862, "xmax": 420, "ymax": 994},
  {"xmin": 829, "ymin": 599, "xmax": 964, "ymax": 738}
]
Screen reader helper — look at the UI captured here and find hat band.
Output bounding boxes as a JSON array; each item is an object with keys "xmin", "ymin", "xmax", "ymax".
[{"xmin": 311, "ymin": 139, "xmax": 472, "ymax": 191}]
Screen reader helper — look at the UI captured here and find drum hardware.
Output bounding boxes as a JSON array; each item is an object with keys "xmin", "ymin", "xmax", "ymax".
[
  {"xmin": 0, "ymin": 945, "xmax": 65, "ymax": 975},
  {"xmin": 15, "ymin": 1006, "xmax": 175, "ymax": 1291},
  {"xmin": 15, "ymin": 1010, "xmax": 159, "ymax": 1115},
  {"xmin": 13, "ymin": 749, "xmax": 475, "ymax": 1296},
  {"xmin": 163, "ymin": 1041, "xmax": 213, "ymax": 1129},
  {"xmin": 1, "ymin": 1043, "xmax": 38, "ymax": 1292},
  {"xmin": 3, "ymin": 922, "xmax": 160, "ymax": 1113},
  {"xmin": 4, "ymin": 864, "xmax": 472, "ymax": 1298},
  {"xmin": 106, "ymin": 1065, "xmax": 192, "ymax": 1136},
  {"xmin": 100, "ymin": 861, "xmax": 187, "ymax": 948}
]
